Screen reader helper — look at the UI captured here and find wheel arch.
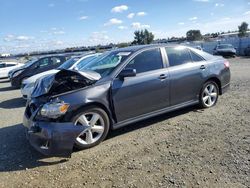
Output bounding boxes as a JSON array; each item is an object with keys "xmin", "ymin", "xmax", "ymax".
[
  {"xmin": 204, "ymin": 77, "xmax": 222, "ymax": 95},
  {"xmin": 69, "ymin": 102, "xmax": 115, "ymax": 128}
]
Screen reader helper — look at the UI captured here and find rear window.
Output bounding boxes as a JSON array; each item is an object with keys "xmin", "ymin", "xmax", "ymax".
[
  {"xmin": 218, "ymin": 44, "xmax": 233, "ymax": 49},
  {"xmin": 190, "ymin": 48, "xmax": 214, "ymax": 60}
]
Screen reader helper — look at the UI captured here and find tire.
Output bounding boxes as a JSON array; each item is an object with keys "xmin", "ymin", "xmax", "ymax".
[
  {"xmin": 71, "ymin": 106, "xmax": 110, "ymax": 150},
  {"xmin": 199, "ymin": 81, "xmax": 219, "ymax": 108}
]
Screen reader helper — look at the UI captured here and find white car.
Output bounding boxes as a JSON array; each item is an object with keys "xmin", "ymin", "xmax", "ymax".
[
  {"xmin": 21, "ymin": 53, "xmax": 101, "ymax": 99},
  {"xmin": 0, "ymin": 61, "xmax": 23, "ymax": 79}
]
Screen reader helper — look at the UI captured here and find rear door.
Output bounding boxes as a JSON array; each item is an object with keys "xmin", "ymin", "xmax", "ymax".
[
  {"xmin": 112, "ymin": 48, "xmax": 170, "ymax": 122},
  {"xmin": 165, "ymin": 47, "xmax": 208, "ymax": 106}
]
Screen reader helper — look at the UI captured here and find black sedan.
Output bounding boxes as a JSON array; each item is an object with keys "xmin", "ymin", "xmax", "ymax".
[
  {"xmin": 213, "ymin": 44, "xmax": 236, "ymax": 57},
  {"xmin": 23, "ymin": 45, "xmax": 231, "ymax": 156},
  {"xmin": 9, "ymin": 55, "xmax": 70, "ymax": 88}
]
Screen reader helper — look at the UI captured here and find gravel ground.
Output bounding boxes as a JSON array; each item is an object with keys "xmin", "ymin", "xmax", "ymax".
[{"xmin": 0, "ymin": 57, "xmax": 249, "ymax": 188}]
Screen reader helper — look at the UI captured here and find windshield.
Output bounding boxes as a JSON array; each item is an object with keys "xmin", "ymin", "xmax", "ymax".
[
  {"xmin": 218, "ymin": 44, "xmax": 233, "ymax": 49},
  {"xmin": 76, "ymin": 55, "xmax": 100, "ymax": 70},
  {"xmin": 22, "ymin": 58, "xmax": 38, "ymax": 68},
  {"xmin": 58, "ymin": 57, "xmax": 80, "ymax": 69},
  {"xmin": 80, "ymin": 51, "xmax": 131, "ymax": 78}
]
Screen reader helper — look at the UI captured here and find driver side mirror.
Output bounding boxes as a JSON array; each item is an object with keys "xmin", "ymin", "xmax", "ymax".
[{"xmin": 119, "ymin": 68, "xmax": 136, "ymax": 80}]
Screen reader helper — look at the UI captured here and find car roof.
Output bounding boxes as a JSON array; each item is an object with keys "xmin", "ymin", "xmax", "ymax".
[
  {"xmin": 113, "ymin": 44, "xmax": 181, "ymax": 53},
  {"xmin": 39, "ymin": 54, "xmax": 70, "ymax": 58}
]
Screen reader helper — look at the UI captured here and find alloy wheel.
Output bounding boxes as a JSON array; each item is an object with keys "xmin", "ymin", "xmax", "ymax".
[
  {"xmin": 75, "ymin": 112, "xmax": 105, "ymax": 145},
  {"xmin": 202, "ymin": 83, "xmax": 218, "ymax": 107}
]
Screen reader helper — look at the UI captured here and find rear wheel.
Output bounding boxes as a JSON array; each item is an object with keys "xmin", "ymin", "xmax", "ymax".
[
  {"xmin": 199, "ymin": 81, "xmax": 219, "ymax": 108},
  {"xmin": 72, "ymin": 106, "xmax": 110, "ymax": 149}
]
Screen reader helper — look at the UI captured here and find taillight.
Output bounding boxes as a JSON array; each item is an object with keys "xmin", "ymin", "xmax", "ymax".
[{"xmin": 224, "ymin": 61, "xmax": 230, "ymax": 68}]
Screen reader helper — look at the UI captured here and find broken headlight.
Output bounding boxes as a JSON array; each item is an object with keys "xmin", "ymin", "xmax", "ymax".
[{"xmin": 40, "ymin": 101, "xmax": 70, "ymax": 119}]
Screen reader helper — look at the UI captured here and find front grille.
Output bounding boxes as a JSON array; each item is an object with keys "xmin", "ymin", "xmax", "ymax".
[
  {"xmin": 30, "ymin": 103, "xmax": 38, "ymax": 114},
  {"xmin": 26, "ymin": 102, "xmax": 38, "ymax": 118}
]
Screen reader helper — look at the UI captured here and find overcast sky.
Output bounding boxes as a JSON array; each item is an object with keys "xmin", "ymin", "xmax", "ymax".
[{"xmin": 0, "ymin": 0, "xmax": 250, "ymax": 54}]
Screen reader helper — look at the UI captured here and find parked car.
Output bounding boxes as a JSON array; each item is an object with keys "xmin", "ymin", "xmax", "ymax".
[
  {"xmin": 21, "ymin": 53, "xmax": 101, "ymax": 99},
  {"xmin": 8, "ymin": 58, "xmax": 37, "ymax": 79},
  {"xmin": 23, "ymin": 45, "xmax": 230, "ymax": 156},
  {"xmin": 244, "ymin": 45, "xmax": 250, "ymax": 56},
  {"xmin": 9, "ymin": 55, "xmax": 70, "ymax": 88},
  {"xmin": 213, "ymin": 44, "xmax": 236, "ymax": 57},
  {"xmin": 0, "ymin": 61, "xmax": 23, "ymax": 79}
]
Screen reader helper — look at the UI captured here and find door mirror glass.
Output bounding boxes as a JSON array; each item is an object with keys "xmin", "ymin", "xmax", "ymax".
[{"xmin": 119, "ymin": 68, "xmax": 136, "ymax": 79}]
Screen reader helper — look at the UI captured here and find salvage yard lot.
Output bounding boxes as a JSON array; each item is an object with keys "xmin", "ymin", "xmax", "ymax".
[{"xmin": 0, "ymin": 57, "xmax": 249, "ymax": 187}]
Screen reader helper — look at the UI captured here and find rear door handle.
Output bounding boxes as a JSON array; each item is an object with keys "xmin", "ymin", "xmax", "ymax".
[
  {"xmin": 159, "ymin": 74, "xmax": 167, "ymax": 80},
  {"xmin": 200, "ymin": 65, "xmax": 206, "ymax": 70}
]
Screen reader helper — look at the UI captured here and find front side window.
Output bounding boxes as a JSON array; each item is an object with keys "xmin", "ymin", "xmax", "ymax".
[
  {"xmin": 126, "ymin": 48, "xmax": 163, "ymax": 74},
  {"xmin": 165, "ymin": 47, "xmax": 192, "ymax": 67},
  {"xmin": 37, "ymin": 58, "xmax": 50, "ymax": 67}
]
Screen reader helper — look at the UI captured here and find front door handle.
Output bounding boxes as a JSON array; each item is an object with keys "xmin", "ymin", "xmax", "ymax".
[
  {"xmin": 200, "ymin": 65, "xmax": 206, "ymax": 70},
  {"xmin": 159, "ymin": 74, "xmax": 167, "ymax": 80}
]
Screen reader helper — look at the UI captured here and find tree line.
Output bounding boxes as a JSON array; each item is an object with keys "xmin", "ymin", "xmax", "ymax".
[{"xmin": 131, "ymin": 22, "xmax": 249, "ymax": 46}]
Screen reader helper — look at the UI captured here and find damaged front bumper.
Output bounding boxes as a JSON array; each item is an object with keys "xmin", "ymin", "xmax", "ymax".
[{"xmin": 23, "ymin": 113, "xmax": 87, "ymax": 157}]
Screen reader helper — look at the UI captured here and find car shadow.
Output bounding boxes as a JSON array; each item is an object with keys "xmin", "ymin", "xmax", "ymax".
[
  {"xmin": 107, "ymin": 105, "xmax": 202, "ymax": 140},
  {"xmin": 0, "ymin": 86, "xmax": 18, "ymax": 92},
  {"xmin": 0, "ymin": 105, "xmax": 202, "ymax": 172},
  {"xmin": 0, "ymin": 97, "xmax": 26, "ymax": 109},
  {"xmin": 0, "ymin": 79, "xmax": 10, "ymax": 83},
  {"xmin": 0, "ymin": 124, "xmax": 67, "ymax": 172}
]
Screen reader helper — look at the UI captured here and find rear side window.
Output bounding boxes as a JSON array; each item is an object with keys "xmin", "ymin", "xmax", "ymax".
[
  {"xmin": 165, "ymin": 47, "xmax": 192, "ymax": 67},
  {"xmin": 189, "ymin": 50, "xmax": 204, "ymax": 62},
  {"xmin": 126, "ymin": 48, "xmax": 163, "ymax": 74}
]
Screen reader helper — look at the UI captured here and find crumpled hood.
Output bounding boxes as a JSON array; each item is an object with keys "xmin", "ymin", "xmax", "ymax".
[
  {"xmin": 23, "ymin": 69, "xmax": 60, "ymax": 85},
  {"xmin": 31, "ymin": 69, "xmax": 101, "ymax": 98}
]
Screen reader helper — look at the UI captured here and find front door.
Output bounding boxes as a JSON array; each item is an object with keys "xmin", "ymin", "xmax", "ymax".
[{"xmin": 112, "ymin": 48, "xmax": 170, "ymax": 122}]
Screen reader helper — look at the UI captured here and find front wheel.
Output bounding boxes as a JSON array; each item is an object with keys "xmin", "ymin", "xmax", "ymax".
[
  {"xmin": 72, "ymin": 107, "xmax": 110, "ymax": 149},
  {"xmin": 199, "ymin": 81, "xmax": 219, "ymax": 108}
]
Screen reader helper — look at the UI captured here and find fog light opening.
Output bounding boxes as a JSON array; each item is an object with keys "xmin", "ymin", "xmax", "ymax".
[{"xmin": 40, "ymin": 140, "xmax": 50, "ymax": 150}]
